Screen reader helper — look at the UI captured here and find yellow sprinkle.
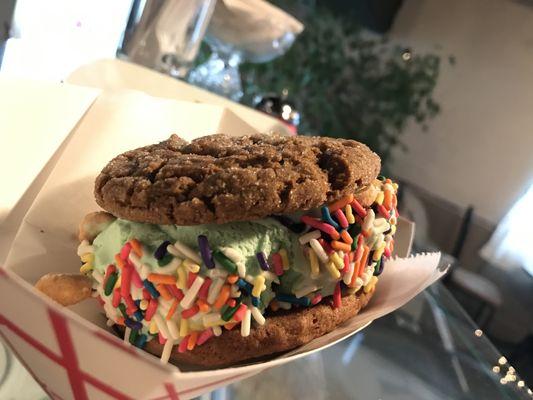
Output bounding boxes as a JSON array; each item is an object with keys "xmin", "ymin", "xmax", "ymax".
[
  {"xmin": 149, "ymin": 320, "xmax": 158, "ymax": 335},
  {"xmin": 279, "ymin": 249, "xmax": 290, "ymax": 270},
  {"xmin": 140, "ymin": 299, "xmax": 149, "ymax": 311},
  {"xmin": 80, "ymin": 253, "xmax": 94, "ymax": 263},
  {"xmin": 179, "ymin": 318, "xmax": 189, "ymax": 337},
  {"xmin": 390, "ymin": 225, "xmax": 397, "ymax": 236},
  {"xmin": 392, "ymin": 182, "xmax": 399, "ymax": 191},
  {"xmin": 252, "ymin": 275, "xmax": 266, "ymax": 297},
  {"xmin": 325, "ymin": 261, "xmax": 341, "ymax": 279},
  {"xmin": 364, "ymin": 276, "xmax": 378, "ymax": 293},
  {"xmin": 345, "ymin": 204, "xmax": 355, "ymax": 224},
  {"xmin": 309, "ymin": 249, "xmax": 320, "ymax": 279},
  {"xmin": 375, "ymin": 191, "xmax": 384, "ymax": 205},
  {"xmin": 182, "ymin": 259, "xmax": 200, "ymax": 273},
  {"xmin": 373, "ymin": 243, "xmax": 386, "ymax": 261},
  {"xmin": 330, "ymin": 252, "xmax": 344, "ymax": 270},
  {"xmin": 176, "ymin": 265, "xmax": 187, "ymax": 290},
  {"xmin": 79, "ymin": 263, "xmax": 93, "ymax": 274},
  {"xmin": 114, "ymin": 275, "xmax": 121, "ymax": 289}
]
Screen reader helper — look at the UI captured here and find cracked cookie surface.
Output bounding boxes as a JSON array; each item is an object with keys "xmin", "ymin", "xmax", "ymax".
[{"xmin": 95, "ymin": 133, "xmax": 380, "ymax": 225}]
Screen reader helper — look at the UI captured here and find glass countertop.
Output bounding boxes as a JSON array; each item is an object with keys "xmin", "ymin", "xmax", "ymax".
[
  {"xmin": 1, "ymin": 283, "xmax": 530, "ymax": 400},
  {"xmin": 218, "ymin": 282, "xmax": 531, "ymax": 400}
]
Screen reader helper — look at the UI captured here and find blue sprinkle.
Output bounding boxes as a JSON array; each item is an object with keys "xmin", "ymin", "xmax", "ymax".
[
  {"xmin": 134, "ymin": 333, "xmax": 147, "ymax": 349},
  {"xmin": 236, "ymin": 279, "xmax": 253, "ymax": 294},
  {"xmin": 143, "ymin": 280, "xmax": 160, "ymax": 298},
  {"xmin": 134, "ymin": 310, "xmax": 144, "ymax": 321},
  {"xmin": 154, "ymin": 240, "xmax": 170, "ymax": 260},
  {"xmin": 124, "ymin": 318, "xmax": 142, "ymax": 330},
  {"xmin": 276, "ymin": 293, "xmax": 311, "ymax": 307},
  {"xmin": 251, "ymin": 296, "xmax": 260, "ymax": 307},
  {"xmin": 256, "ymin": 252, "xmax": 271, "ymax": 271},
  {"xmin": 321, "ymin": 206, "xmax": 339, "ymax": 229}
]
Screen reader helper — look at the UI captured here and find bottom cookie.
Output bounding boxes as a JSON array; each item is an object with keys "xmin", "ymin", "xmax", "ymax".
[{"xmin": 117, "ymin": 289, "xmax": 374, "ymax": 368}]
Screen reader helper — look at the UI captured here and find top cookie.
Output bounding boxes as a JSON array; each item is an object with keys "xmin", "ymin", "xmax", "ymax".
[{"xmin": 94, "ymin": 134, "xmax": 381, "ymax": 225}]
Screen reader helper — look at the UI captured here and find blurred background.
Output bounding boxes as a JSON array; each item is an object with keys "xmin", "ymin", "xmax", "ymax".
[{"xmin": 1, "ymin": 0, "xmax": 532, "ymax": 397}]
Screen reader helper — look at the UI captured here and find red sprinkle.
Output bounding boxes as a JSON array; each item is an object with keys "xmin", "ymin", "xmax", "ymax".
[
  {"xmin": 318, "ymin": 238, "xmax": 334, "ymax": 255},
  {"xmin": 197, "ymin": 329, "xmax": 214, "ymax": 346},
  {"xmin": 311, "ymin": 293, "xmax": 323, "ymax": 305},
  {"xmin": 334, "ymin": 209, "xmax": 349, "ymax": 228},
  {"xmin": 227, "ymin": 299, "xmax": 237, "ymax": 308},
  {"xmin": 167, "ymin": 285, "xmax": 184, "ymax": 301},
  {"xmin": 342, "ymin": 253, "xmax": 350, "ymax": 274},
  {"xmin": 144, "ymin": 298, "xmax": 158, "ymax": 321},
  {"xmin": 384, "ymin": 247, "xmax": 391, "ymax": 258},
  {"xmin": 198, "ymin": 278, "xmax": 212, "ymax": 300},
  {"xmin": 120, "ymin": 242, "xmax": 132, "ymax": 261},
  {"xmin": 232, "ymin": 304, "xmax": 247, "ymax": 322},
  {"xmin": 333, "ymin": 282, "xmax": 342, "ymax": 309},
  {"xmin": 350, "ymin": 199, "xmax": 367, "ymax": 218},
  {"xmin": 181, "ymin": 305, "xmax": 199, "ymax": 319},
  {"xmin": 300, "ymin": 216, "xmax": 340, "ymax": 240},
  {"xmin": 142, "ymin": 288, "xmax": 151, "ymax": 300},
  {"xmin": 120, "ymin": 264, "xmax": 132, "ymax": 298},
  {"xmin": 158, "ymin": 332, "xmax": 166, "ymax": 345},
  {"xmin": 112, "ymin": 288, "xmax": 121, "ymax": 308},
  {"xmin": 178, "ymin": 335, "xmax": 189, "ymax": 353},
  {"xmin": 103, "ymin": 264, "xmax": 116, "ymax": 286},
  {"xmin": 123, "ymin": 294, "xmax": 137, "ymax": 315},
  {"xmin": 272, "ymin": 253, "xmax": 284, "ymax": 276},
  {"xmin": 130, "ymin": 263, "xmax": 143, "ymax": 288},
  {"xmin": 377, "ymin": 204, "xmax": 389, "ymax": 218},
  {"xmin": 187, "ymin": 272, "xmax": 196, "ymax": 289},
  {"xmin": 96, "ymin": 296, "xmax": 105, "ymax": 307}
]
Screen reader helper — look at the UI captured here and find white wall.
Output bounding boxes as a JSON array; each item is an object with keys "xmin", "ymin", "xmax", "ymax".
[{"xmin": 390, "ymin": 0, "xmax": 533, "ymax": 224}]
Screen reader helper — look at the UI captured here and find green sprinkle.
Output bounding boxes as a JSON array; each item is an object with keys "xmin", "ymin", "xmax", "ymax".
[
  {"xmin": 220, "ymin": 304, "xmax": 230, "ymax": 316},
  {"xmin": 129, "ymin": 328, "xmax": 138, "ymax": 344},
  {"xmin": 118, "ymin": 303, "xmax": 128, "ymax": 318},
  {"xmin": 157, "ymin": 253, "xmax": 173, "ymax": 267},
  {"xmin": 222, "ymin": 303, "xmax": 240, "ymax": 321},
  {"xmin": 104, "ymin": 273, "xmax": 118, "ymax": 296},
  {"xmin": 374, "ymin": 258, "xmax": 382, "ymax": 274},
  {"xmin": 213, "ymin": 250, "xmax": 237, "ymax": 273}
]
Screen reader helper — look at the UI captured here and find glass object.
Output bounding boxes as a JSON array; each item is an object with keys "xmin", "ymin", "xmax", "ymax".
[
  {"xmin": 217, "ymin": 283, "xmax": 531, "ymax": 399},
  {"xmin": 124, "ymin": 0, "xmax": 217, "ymax": 78},
  {"xmin": 188, "ymin": 0, "xmax": 303, "ymax": 101}
]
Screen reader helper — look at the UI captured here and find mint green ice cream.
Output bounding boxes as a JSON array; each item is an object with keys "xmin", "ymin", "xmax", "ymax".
[{"xmin": 92, "ymin": 218, "xmax": 339, "ymax": 305}]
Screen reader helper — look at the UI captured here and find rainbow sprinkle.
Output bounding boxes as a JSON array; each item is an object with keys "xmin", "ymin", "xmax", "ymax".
[{"xmin": 81, "ymin": 177, "xmax": 399, "ymax": 362}]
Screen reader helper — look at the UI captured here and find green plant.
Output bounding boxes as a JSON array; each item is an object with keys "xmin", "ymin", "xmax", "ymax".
[{"xmin": 239, "ymin": 6, "xmax": 444, "ymax": 168}]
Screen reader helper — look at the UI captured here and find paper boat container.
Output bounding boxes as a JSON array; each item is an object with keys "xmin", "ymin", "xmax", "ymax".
[{"xmin": 1, "ymin": 87, "xmax": 445, "ymax": 400}]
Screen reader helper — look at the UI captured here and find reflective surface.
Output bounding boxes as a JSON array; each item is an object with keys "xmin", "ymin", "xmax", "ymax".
[
  {"xmin": 2, "ymin": 283, "xmax": 530, "ymax": 399},
  {"xmin": 215, "ymin": 283, "xmax": 531, "ymax": 400}
]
